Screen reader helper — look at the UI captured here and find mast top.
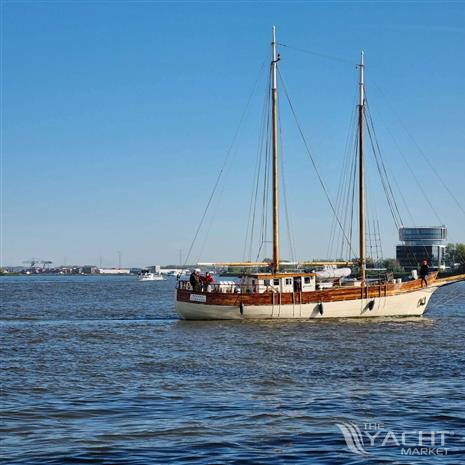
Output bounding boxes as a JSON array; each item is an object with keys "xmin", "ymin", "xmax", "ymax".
[
  {"xmin": 359, "ymin": 50, "xmax": 365, "ymax": 106},
  {"xmin": 271, "ymin": 26, "xmax": 278, "ymax": 90}
]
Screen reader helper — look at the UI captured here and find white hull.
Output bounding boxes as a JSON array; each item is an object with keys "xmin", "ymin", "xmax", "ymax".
[
  {"xmin": 139, "ymin": 274, "xmax": 165, "ymax": 281},
  {"xmin": 176, "ymin": 286, "xmax": 438, "ymax": 320}
]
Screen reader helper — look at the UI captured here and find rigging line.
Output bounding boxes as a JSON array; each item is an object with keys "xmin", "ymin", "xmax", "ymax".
[
  {"xmin": 334, "ymin": 78, "xmax": 359, "ymax": 260},
  {"xmin": 328, "ymin": 88, "xmax": 358, "ymax": 259},
  {"xmin": 379, "ymin": 150, "xmax": 416, "ymax": 226},
  {"xmin": 243, "ymin": 114, "xmax": 262, "ymax": 260},
  {"xmin": 365, "ymin": 94, "xmax": 443, "ymax": 225},
  {"xmin": 365, "ymin": 163, "xmax": 374, "ymax": 261},
  {"xmin": 259, "ymin": 71, "xmax": 272, "ymax": 255},
  {"xmin": 365, "ymin": 104, "xmax": 425, "ymax": 268},
  {"xmin": 345, "ymin": 142, "xmax": 355, "ymax": 260},
  {"xmin": 338, "ymin": 125, "xmax": 357, "ymax": 259},
  {"xmin": 328, "ymin": 149, "xmax": 347, "ymax": 258},
  {"xmin": 363, "ymin": 125, "xmax": 391, "ymax": 268},
  {"xmin": 259, "ymin": 99, "xmax": 271, "ymax": 257},
  {"xmin": 373, "ymin": 219, "xmax": 380, "ymax": 262},
  {"xmin": 366, "ymin": 117, "xmax": 404, "ymax": 228},
  {"xmin": 389, "ymin": 170, "xmax": 416, "ymax": 226},
  {"xmin": 364, "ymin": 95, "xmax": 416, "ymax": 225},
  {"xmin": 183, "ymin": 170, "xmax": 221, "ymax": 268},
  {"xmin": 244, "ymin": 68, "xmax": 271, "ymax": 261},
  {"xmin": 376, "ymin": 219, "xmax": 384, "ymax": 259},
  {"xmin": 346, "ymin": 133, "xmax": 358, "ymax": 260},
  {"xmin": 339, "ymin": 127, "xmax": 358, "ymax": 260},
  {"xmin": 364, "ymin": 155, "xmax": 384, "ymax": 264},
  {"xmin": 257, "ymin": 77, "xmax": 272, "ymax": 261},
  {"xmin": 338, "ymin": 132, "xmax": 355, "ymax": 260},
  {"xmin": 364, "ymin": 98, "xmax": 406, "ymax": 228},
  {"xmin": 367, "ymin": 129, "xmax": 401, "ymax": 229},
  {"xmin": 277, "ymin": 87, "xmax": 297, "ymax": 263},
  {"xmin": 368, "ymin": 218, "xmax": 374, "ymax": 261},
  {"xmin": 371, "ymin": 78, "xmax": 465, "ymax": 216},
  {"xmin": 196, "ymin": 173, "xmax": 228, "ymax": 264},
  {"xmin": 251, "ymin": 81, "xmax": 272, "ymax": 261},
  {"xmin": 183, "ymin": 59, "xmax": 267, "ymax": 267},
  {"xmin": 365, "ymin": 116, "xmax": 402, "ymax": 229},
  {"xmin": 278, "ymin": 68, "xmax": 355, "ymax": 258},
  {"xmin": 198, "ymin": 145, "xmax": 248, "ymax": 263},
  {"xmin": 367, "ymin": 179, "xmax": 382, "ymax": 263},
  {"xmin": 257, "ymin": 97, "xmax": 271, "ymax": 260},
  {"xmin": 242, "ymin": 126, "xmax": 262, "ymax": 261},
  {"xmin": 277, "ymin": 42, "xmax": 354, "ymax": 65},
  {"xmin": 366, "ymin": 202, "xmax": 380, "ymax": 267}
]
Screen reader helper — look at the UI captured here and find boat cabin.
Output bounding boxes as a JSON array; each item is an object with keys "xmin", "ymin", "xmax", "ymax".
[
  {"xmin": 177, "ymin": 272, "xmax": 316, "ymax": 294},
  {"xmin": 240, "ymin": 273, "xmax": 316, "ymax": 294}
]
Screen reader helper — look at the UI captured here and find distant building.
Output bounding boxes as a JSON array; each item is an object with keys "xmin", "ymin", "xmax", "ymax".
[
  {"xmin": 81, "ymin": 266, "xmax": 99, "ymax": 274},
  {"xmin": 396, "ymin": 226, "xmax": 447, "ymax": 270}
]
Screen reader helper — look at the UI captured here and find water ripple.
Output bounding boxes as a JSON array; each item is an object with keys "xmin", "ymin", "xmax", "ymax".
[{"xmin": 1, "ymin": 276, "xmax": 464, "ymax": 464}]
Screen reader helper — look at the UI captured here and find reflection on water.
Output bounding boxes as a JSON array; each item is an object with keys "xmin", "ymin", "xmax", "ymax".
[{"xmin": 1, "ymin": 276, "xmax": 464, "ymax": 464}]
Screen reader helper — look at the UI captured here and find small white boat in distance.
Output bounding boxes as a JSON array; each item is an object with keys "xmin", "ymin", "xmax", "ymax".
[{"xmin": 138, "ymin": 272, "xmax": 165, "ymax": 281}]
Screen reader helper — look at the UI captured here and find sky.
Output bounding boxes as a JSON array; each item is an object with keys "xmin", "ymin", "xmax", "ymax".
[{"xmin": 2, "ymin": 0, "xmax": 465, "ymax": 268}]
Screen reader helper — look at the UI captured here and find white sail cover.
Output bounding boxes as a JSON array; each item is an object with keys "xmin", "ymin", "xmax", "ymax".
[{"xmin": 315, "ymin": 267, "xmax": 352, "ymax": 279}]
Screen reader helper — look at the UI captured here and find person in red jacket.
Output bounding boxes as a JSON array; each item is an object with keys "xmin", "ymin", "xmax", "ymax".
[{"xmin": 202, "ymin": 272, "xmax": 215, "ymax": 291}]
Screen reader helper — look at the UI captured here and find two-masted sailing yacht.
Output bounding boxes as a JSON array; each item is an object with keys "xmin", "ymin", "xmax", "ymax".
[{"xmin": 175, "ymin": 27, "xmax": 464, "ymax": 320}]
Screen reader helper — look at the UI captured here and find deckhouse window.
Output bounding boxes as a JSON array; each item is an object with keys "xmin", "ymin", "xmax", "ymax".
[
  {"xmin": 273, "ymin": 279, "xmax": 279, "ymax": 285},
  {"xmin": 304, "ymin": 277, "xmax": 311, "ymax": 284},
  {"xmin": 264, "ymin": 279, "xmax": 270, "ymax": 286},
  {"xmin": 285, "ymin": 278, "xmax": 292, "ymax": 285}
]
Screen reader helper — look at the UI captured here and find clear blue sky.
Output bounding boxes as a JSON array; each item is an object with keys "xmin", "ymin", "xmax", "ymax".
[{"xmin": 2, "ymin": 1, "xmax": 465, "ymax": 267}]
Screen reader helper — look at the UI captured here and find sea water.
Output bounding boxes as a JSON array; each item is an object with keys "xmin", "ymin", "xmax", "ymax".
[{"xmin": 1, "ymin": 275, "xmax": 464, "ymax": 464}]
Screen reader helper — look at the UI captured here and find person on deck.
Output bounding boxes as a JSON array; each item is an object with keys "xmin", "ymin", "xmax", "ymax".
[
  {"xmin": 189, "ymin": 269, "xmax": 202, "ymax": 292},
  {"xmin": 419, "ymin": 260, "xmax": 430, "ymax": 287},
  {"xmin": 202, "ymin": 272, "xmax": 215, "ymax": 292}
]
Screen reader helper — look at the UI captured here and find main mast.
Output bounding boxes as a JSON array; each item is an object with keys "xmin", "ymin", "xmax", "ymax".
[
  {"xmin": 271, "ymin": 26, "xmax": 280, "ymax": 273},
  {"xmin": 358, "ymin": 51, "xmax": 366, "ymax": 284}
]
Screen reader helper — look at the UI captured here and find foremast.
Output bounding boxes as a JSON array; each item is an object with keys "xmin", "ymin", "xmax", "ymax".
[
  {"xmin": 358, "ymin": 51, "xmax": 366, "ymax": 285},
  {"xmin": 271, "ymin": 26, "xmax": 280, "ymax": 274}
]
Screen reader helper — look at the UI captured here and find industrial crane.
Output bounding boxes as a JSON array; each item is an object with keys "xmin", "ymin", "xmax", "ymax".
[{"xmin": 22, "ymin": 259, "xmax": 53, "ymax": 269}]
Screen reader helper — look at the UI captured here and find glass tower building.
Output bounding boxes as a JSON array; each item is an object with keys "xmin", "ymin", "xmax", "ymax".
[{"xmin": 396, "ymin": 226, "xmax": 447, "ymax": 270}]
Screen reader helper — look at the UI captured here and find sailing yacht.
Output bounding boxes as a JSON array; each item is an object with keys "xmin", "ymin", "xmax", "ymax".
[{"xmin": 175, "ymin": 27, "xmax": 465, "ymax": 320}]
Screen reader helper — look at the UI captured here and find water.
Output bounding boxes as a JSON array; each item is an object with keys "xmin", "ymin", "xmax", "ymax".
[{"xmin": 1, "ymin": 275, "xmax": 465, "ymax": 464}]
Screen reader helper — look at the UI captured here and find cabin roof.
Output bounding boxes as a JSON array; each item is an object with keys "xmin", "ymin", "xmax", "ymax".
[{"xmin": 248, "ymin": 272, "xmax": 316, "ymax": 279}]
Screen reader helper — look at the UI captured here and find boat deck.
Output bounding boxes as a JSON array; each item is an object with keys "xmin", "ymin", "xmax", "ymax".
[{"xmin": 176, "ymin": 274, "xmax": 443, "ymax": 307}]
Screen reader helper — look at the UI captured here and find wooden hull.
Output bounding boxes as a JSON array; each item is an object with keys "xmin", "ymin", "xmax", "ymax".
[
  {"xmin": 176, "ymin": 273, "xmax": 465, "ymax": 320},
  {"xmin": 175, "ymin": 273, "xmax": 465, "ymax": 320},
  {"xmin": 176, "ymin": 285, "xmax": 437, "ymax": 320}
]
